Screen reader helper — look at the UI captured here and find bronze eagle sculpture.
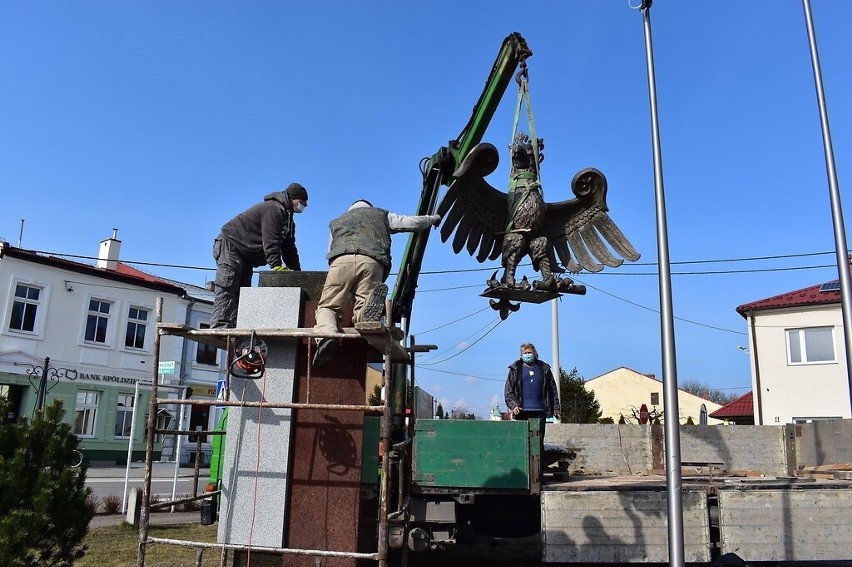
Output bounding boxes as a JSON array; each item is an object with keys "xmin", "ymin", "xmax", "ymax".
[{"xmin": 437, "ymin": 135, "xmax": 640, "ymax": 297}]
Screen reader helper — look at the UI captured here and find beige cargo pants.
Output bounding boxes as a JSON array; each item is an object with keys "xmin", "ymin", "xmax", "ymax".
[{"xmin": 313, "ymin": 254, "xmax": 385, "ymax": 334}]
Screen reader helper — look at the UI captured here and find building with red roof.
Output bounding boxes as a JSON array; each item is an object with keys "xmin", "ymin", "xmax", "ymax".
[
  {"xmin": 0, "ymin": 231, "xmax": 224, "ymax": 465},
  {"xmin": 708, "ymin": 391, "xmax": 754, "ymax": 425},
  {"xmin": 737, "ymin": 276, "xmax": 850, "ymax": 425}
]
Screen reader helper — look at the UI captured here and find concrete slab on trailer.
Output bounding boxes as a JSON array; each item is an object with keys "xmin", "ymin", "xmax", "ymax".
[
  {"xmin": 541, "ymin": 483, "xmax": 711, "ymax": 563},
  {"xmin": 542, "ymin": 474, "xmax": 852, "ymax": 564},
  {"xmin": 718, "ymin": 483, "xmax": 852, "ymax": 562}
]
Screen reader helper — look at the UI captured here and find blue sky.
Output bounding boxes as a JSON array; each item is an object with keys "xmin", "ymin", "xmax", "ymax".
[{"xmin": 2, "ymin": 2, "xmax": 850, "ymax": 417}]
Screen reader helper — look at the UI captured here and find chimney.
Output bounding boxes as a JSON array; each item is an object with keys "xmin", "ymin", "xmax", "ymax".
[{"xmin": 98, "ymin": 228, "xmax": 121, "ymax": 270}]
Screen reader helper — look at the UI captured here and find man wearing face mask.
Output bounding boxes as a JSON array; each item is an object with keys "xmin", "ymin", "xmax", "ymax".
[
  {"xmin": 210, "ymin": 183, "xmax": 308, "ymax": 329},
  {"xmin": 504, "ymin": 342, "xmax": 561, "ymax": 453}
]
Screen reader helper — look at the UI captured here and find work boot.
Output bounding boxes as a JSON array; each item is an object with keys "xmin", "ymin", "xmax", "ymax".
[
  {"xmin": 360, "ymin": 283, "xmax": 388, "ymax": 322},
  {"xmin": 313, "ymin": 338, "xmax": 340, "ymax": 368}
]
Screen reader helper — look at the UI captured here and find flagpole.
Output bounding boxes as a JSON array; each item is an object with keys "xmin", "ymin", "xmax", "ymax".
[
  {"xmin": 551, "ymin": 299, "xmax": 560, "ymax": 376},
  {"xmin": 801, "ymin": 0, "xmax": 852, "ymax": 409},
  {"xmin": 637, "ymin": 2, "xmax": 685, "ymax": 565}
]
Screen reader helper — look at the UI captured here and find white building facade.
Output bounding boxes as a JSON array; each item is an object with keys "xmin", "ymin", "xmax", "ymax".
[
  {"xmin": 738, "ymin": 280, "xmax": 851, "ymax": 425},
  {"xmin": 0, "ymin": 235, "xmax": 225, "ymax": 464}
]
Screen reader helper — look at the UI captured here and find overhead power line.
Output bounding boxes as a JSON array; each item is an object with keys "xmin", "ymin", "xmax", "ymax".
[
  {"xmin": 416, "ymin": 367, "xmax": 506, "ymax": 382},
  {"xmin": 30, "ymin": 247, "xmax": 829, "ymax": 338},
  {"xmin": 29, "ymin": 249, "xmax": 841, "ymax": 277},
  {"xmin": 413, "ymin": 306, "xmax": 492, "ymax": 335},
  {"xmin": 419, "ymin": 317, "xmax": 504, "ymax": 366},
  {"xmin": 29, "ymin": 251, "xmax": 217, "ymax": 272},
  {"xmin": 575, "ymin": 277, "xmax": 747, "ymax": 336}
]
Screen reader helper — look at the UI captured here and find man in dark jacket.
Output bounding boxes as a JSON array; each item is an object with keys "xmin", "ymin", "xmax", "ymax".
[
  {"xmin": 312, "ymin": 199, "xmax": 440, "ymax": 366},
  {"xmin": 504, "ymin": 342, "xmax": 561, "ymax": 453},
  {"xmin": 210, "ymin": 183, "xmax": 308, "ymax": 328}
]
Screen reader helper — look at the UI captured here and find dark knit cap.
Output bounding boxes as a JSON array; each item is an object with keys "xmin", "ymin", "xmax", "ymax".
[{"xmin": 285, "ymin": 183, "xmax": 308, "ymax": 202}]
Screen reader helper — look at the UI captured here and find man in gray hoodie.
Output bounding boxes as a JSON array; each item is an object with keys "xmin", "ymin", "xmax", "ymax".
[
  {"xmin": 210, "ymin": 183, "xmax": 308, "ymax": 329},
  {"xmin": 312, "ymin": 199, "xmax": 440, "ymax": 366}
]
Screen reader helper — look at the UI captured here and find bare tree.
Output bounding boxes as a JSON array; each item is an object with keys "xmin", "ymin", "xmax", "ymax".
[
  {"xmin": 679, "ymin": 379, "xmax": 738, "ymax": 406},
  {"xmin": 449, "ymin": 407, "xmax": 476, "ymax": 420},
  {"xmin": 621, "ymin": 405, "xmax": 664, "ymax": 425}
]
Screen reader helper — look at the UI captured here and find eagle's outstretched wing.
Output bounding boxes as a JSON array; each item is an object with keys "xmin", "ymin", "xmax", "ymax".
[
  {"xmin": 436, "ymin": 143, "xmax": 508, "ymax": 263},
  {"xmin": 543, "ymin": 168, "xmax": 640, "ymax": 273}
]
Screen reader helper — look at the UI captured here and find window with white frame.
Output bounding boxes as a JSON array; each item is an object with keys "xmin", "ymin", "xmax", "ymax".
[
  {"xmin": 9, "ymin": 283, "xmax": 41, "ymax": 333},
  {"xmin": 787, "ymin": 326, "xmax": 835, "ymax": 364},
  {"xmin": 195, "ymin": 323, "xmax": 218, "ymax": 365},
  {"xmin": 114, "ymin": 393, "xmax": 135, "ymax": 438},
  {"xmin": 74, "ymin": 390, "xmax": 100, "ymax": 436},
  {"xmin": 125, "ymin": 306, "xmax": 148, "ymax": 349},
  {"xmin": 85, "ymin": 299, "xmax": 112, "ymax": 344}
]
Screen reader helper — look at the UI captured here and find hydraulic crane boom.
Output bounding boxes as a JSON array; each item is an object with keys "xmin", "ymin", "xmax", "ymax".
[
  {"xmin": 391, "ymin": 32, "xmax": 532, "ymax": 326},
  {"xmin": 453, "ymin": 33, "xmax": 532, "ymax": 166}
]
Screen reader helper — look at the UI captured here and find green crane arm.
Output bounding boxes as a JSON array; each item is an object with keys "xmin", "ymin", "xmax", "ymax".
[
  {"xmin": 391, "ymin": 32, "xmax": 532, "ymax": 326},
  {"xmin": 453, "ymin": 32, "xmax": 532, "ymax": 165}
]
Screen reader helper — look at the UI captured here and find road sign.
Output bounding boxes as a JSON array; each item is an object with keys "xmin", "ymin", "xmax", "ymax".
[
  {"xmin": 215, "ymin": 379, "xmax": 227, "ymax": 406},
  {"xmin": 639, "ymin": 403, "xmax": 649, "ymax": 424},
  {"xmin": 158, "ymin": 361, "xmax": 176, "ymax": 375}
]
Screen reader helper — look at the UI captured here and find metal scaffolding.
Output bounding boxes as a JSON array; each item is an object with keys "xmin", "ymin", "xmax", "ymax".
[{"xmin": 135, "ymin": 296, "xmax": 409, "ymax": 567}]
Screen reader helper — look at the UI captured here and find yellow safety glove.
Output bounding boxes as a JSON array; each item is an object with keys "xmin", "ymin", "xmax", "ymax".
[{"xmin": 272, "ymin": 265, "xmax": 290, "ymax": 272}]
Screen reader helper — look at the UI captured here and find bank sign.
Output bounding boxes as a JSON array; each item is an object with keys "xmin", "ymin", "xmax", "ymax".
[{"xmin": 77, "ymin": 372, "xmax": 142, "ymax": 384}]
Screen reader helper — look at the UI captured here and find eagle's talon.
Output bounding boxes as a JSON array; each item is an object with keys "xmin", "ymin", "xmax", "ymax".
[
  {"xmin": 533, "ymin": 278, "xmax": 557, "ymax": 292},
  {"xmin": 486, "ymin": 270, "xmax": 502, "ymax": 289},
  {"xmin": 554, "ymin": 277, "xmax": 573, "ymax": 291}
]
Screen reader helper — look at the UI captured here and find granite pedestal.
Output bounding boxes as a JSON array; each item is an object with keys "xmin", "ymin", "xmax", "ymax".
[{"xmin": 221, "ymin": 272, "xmax": 376, "ymax": 566}]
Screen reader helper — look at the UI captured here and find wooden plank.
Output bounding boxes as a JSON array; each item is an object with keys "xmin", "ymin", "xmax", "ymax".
[
  {"xmin": 799, "ymin": 463, "xmax": 852, "ymax": 472},
  {"xmin": 159, "ymin": 322, "xmax": 360, "ymax": 340},
  {"xmin": 158, "ymin": 323, "xmax": 229, "ymax": 348},
  {"xmin": 729, "ymin": 469, "xmax": 769, "ymax": 477},
  {"xmin": 160, "ymin": 322, "xmax": 412, "ymax": 362},
  {"xmin": 798, "ymin": 472, "xmax": 837, "ymax": 480},
  {"xmin": 354, "ymin": 322, "xmax": 409, "ymax": 362}
]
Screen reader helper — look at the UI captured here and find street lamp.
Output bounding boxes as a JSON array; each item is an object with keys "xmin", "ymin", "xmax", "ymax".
[{"xmin": 14, "ymin": 357, "xmax": 78, "ymax": 414}]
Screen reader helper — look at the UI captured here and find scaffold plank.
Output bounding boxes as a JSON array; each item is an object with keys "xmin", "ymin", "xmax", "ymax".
[{"xmin": 159, "ymin": 322, "xmax": 410, "ymax": 362}]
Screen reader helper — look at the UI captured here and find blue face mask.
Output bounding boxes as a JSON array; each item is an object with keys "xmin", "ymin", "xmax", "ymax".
[{"xmin": 521, "ymin": 353, "xmax": 535, "ymax": 364}]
